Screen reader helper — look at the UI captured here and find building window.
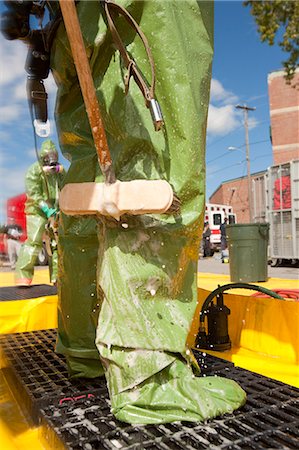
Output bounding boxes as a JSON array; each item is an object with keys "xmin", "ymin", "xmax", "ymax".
[{"xmin": 213, "ymin": 213, "xmax": 222, "ymax": 226}]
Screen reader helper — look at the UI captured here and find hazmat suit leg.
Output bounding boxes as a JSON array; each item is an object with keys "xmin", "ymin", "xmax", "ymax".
[
  {"xmin": 48, "ymin": 243, "xmax": 58, "ymax": 284},
  {"xmin": 96, "ymin": 226, "xmax": 246, "ymax": 424},
  {"xmin": 15, "ymin": 214, "xmax": 47, "ymax": 284},
  {"xmin": 51, "ymin": 0, "xmax": 246, "ymax": 422},
  {"xmin": 56, "ymin": 226, "xmax": 105, "ymax": 378},
  {"xmin": 7, "ymin": 239, "xmax": 21, "ymax": 268}
]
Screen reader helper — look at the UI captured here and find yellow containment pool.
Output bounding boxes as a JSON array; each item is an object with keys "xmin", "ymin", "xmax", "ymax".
[
  {"xmin": 0, "ymin": 269, "xmax": 298, "ymax": 387},
  {"xmin": 188, "ymin": 273, "xmax": 299, "ymax": 388},
  {"xmin": 0, "ymin": 269, "xmax": 298, "ymax": 449}
]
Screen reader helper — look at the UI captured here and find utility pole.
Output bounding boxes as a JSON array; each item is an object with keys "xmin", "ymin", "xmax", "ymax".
[{"xmin": 235, "ymin": 104, "xmax": 256, "ymax": 223}]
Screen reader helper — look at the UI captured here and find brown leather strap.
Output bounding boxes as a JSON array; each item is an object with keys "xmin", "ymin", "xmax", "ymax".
[{"xmin": 103, "ymin": 0, "xmax": 156, "ymax": 106}]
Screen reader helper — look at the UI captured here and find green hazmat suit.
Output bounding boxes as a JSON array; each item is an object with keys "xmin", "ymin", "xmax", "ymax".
[
  {"xmin": 51, "ymin": 0, "xmax": 246, "ymax": 424},
  {"xmin": 15, "ymin": 140, "xmax": 65, "ymax": 286}
]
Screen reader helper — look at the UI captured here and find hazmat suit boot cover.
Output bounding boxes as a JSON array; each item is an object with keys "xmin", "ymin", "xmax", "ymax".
[{"xmin": 51, "ymin": 0, "xmax": 246, "ymax": 421}]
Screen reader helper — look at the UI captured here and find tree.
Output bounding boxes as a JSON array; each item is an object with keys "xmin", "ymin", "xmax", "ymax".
[{"xmin": 244, "ymin": 1, "xmax": 299, "ymax": 83}]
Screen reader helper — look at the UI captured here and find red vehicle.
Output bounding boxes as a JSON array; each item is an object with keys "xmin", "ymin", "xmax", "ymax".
[
  {"xmin": 0, "ymin": 194, "xmax": 48, "ymax": 265},
  {"xmin": 7, "ymin": 193, "xmax": 28, "ymax": 239}
]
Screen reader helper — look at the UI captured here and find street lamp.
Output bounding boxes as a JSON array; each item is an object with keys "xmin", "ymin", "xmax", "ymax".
[{"xmin": 228, "ymin": 146, "xmax": 242, "ymax": 151}]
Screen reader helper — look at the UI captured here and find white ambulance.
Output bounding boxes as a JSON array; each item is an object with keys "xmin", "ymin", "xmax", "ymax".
[{"xmin": 204, "ymin": 203, "xmax": 236, "ymax": 251}]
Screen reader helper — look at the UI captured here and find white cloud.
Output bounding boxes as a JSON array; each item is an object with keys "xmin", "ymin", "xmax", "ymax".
[
  {"xmin": 0, "ymin": 166, "xmax": 26, "ymax": 195},
  {"xmin": 0, "ymin": 39, "xmax": 26, "ymax": 86},
  {"xmin": 0, "ymin": 38, "xmax": 57, "ymax": 141},
  {"xmin": 45, "ymin": 73, "xmax": 58, "ymax": 96},
  {"xmin": 0, "ymin": 104, "xmax": 22, "ymax": 123},
  {"xmin": 207, "ymin": 104, "xmax": 240, "ymax": 136},
  {"xmin": 210, "ymin": 79, "xmax": 238, "ymax": 105},
  {"xmin": 0, "ymin": 40, "xmax": 28, "ymax": 129},
  {"xmin": 248, "ymin": 116, "xmax": 259, "ymax": 130},
  {"xmin": 14, "ymin": 79, "xmax": 27, "ymax": 101},
  {"xmin": 13, "ymin": 73, "xmax": 57, "ymax": 102},
  {"xmin": 207, "ymin": 79, "xmax": 241, "ymax": 136}
]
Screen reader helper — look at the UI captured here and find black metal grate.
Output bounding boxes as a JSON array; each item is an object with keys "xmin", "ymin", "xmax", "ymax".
[
  {"xmin": 0, "ymin": 284, "xmax": 57, "ymax": 301},
  {"xmin": 1, "ymin": 329, "xmax": 299, "ymax": 449},
  {"xmin": 0, "ymin": 329, "xmax": 106, "ymax": 424}
]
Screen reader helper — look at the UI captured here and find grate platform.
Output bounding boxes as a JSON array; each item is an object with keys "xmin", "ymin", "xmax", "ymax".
[
  {"xmin": 1, "ymin": 329, "xmax": 106, "ymax": 424},
  {"xmin": 0, "ymin": 284, "xmax": 57, "ymax": 301},
  {"xmin": 1, "ymin": 329, "xmax": 299, "ymax": 449}
]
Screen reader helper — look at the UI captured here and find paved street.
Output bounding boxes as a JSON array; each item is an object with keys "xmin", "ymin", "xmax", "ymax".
[
  {"xmin": 1, "ymin": 257, "xmax": 298, "ymax": 280},
  {"xmin": 198, "ymin": 255, "xmax": 299, "ymax": 280}
]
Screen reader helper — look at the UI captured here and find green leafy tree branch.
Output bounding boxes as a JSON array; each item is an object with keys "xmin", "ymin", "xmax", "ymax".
[{"xmin": 244, "ymin": 0, "xmax": 299, "ymax": 82}]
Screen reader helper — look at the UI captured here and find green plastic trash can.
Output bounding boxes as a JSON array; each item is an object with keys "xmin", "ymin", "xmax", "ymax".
[{"xmin": 226, "ymin": 223, "xmax": 269, "ymax": 283}]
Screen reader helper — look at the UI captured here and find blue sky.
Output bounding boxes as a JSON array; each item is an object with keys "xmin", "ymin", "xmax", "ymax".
[{"xmin": 0, "ymin": 1, "xmax": 287, "ymax": 223}]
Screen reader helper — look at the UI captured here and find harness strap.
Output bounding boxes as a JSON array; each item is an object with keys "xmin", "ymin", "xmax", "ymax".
[{"xmin": 103, "ymin": 0, "xmax": 156, "ymax": 106}]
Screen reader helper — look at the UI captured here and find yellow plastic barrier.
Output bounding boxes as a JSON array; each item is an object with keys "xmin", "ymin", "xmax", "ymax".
[
  {"xmin": 0, "ymin": 268, "xmax": 58, "ymax": 335},
  {"xmin": 0, "ymin": 296, "xmax": 58, "ymax": 335},
  {"xmin": 188, "ymin": 273, "xmax": 299, "ymax": 387}
]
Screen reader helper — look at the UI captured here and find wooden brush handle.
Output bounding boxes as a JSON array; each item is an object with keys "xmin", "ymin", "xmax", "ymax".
[{"xmin": 59, "ymin": 0, "xmax": 113, "ymax": 178}]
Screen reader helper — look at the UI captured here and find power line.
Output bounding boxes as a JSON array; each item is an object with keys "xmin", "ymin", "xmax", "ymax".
[
  {"xmin": 207, "ymin": 151, "xmax": 232, "ymax": 164},
  {"xmin": 207, "ymin": 124, "xmax": 244, "ymax": 148},
  {"xmin": 207, "ymin": 119, "xmax": 270, "ymax": 150},
  {"xmin": 251, "ymin": 153, "xmax": 272, "ymax": 162},
  {"xmin": 242, "ymin": 139, "xmax": 269, "ymax": 147},
  {"xmin": 208, "ymin": 160, "xmax": 246, "ymax": 176},
  {"xmin": 206, "ymin": 139, "xmax": 269, "ymax": 164}
]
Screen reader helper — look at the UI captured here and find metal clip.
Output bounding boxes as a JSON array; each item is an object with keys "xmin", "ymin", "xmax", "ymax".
[
  {"xmin": 33, "ymin": 119, "xmax": 50, "ymax": 137},
  {"xmin": 149, "ymin": 99, "xmax": 164, "ymax": 131}
]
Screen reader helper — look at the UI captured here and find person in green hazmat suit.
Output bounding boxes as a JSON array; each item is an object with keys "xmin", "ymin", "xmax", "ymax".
[
  {"xmin": 48, "ymin": 0, "xmax": 246, "ymax": 424},
  {"xmin": 15, "ymin": 140, "xmax": 65, "ymax": 287}
]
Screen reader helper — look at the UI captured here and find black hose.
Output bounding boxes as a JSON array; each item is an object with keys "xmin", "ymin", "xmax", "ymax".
[{"xmin": 199, "ymin": 282, "xmax": 284, "ymax": 323}]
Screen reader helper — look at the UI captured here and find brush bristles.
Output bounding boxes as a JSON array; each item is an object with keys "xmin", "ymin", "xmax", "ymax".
[{"xmin": 165, "ymin": 193, "xmax": 181, "ymax": 214}]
